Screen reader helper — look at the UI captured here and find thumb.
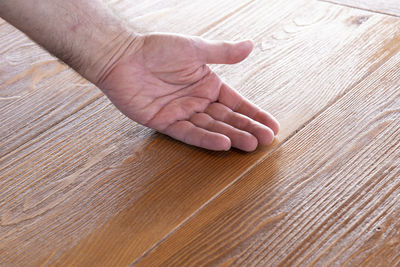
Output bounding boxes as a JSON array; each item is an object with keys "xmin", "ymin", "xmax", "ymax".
[{"xmin": 197, "ymin": 38, "xmax": 254, "ymax": 64}]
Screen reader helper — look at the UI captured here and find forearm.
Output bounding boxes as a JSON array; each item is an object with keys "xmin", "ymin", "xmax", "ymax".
[{"xmin": 0, "ymin": 0, "xmax": 138, "ymax": 84}]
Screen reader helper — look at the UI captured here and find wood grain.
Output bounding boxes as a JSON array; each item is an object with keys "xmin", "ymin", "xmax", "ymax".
[
  {"xmin": 37, "ymin": 1, "xmax": 400, "ymax": 266},
  {"xmin": 1, "ymin": 0, "xmax": 400, "ymax": 266},
  {"xmin": 137, "ymin": 44, "xmax": 400, "ymax": 267},
  {"xmin": 322, "ymin": 0, "xmax": 400, "ymax": 17}
]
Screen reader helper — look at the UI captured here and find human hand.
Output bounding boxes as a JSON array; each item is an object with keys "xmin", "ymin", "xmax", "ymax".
[
  {"xmin": 0, "ymin": 0, "xmax": 278, "ymax": 152},
  {"xmin": 98, "ymin": 33, "xmax": 280, "ymax": 151}
]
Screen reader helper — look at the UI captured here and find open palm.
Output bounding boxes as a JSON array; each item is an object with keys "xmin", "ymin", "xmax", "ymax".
[{"xmin": 99, "ymin": 33, "xmax": 279, "ymax": 151}]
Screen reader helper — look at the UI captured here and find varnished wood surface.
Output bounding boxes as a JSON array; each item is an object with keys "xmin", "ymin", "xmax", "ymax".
[
  {"xmin": 1, "ymin": 0, "xmax": 400, "ymax": 266},
  {"xmin": 137, "ymin": 47, "xmax": 400, "ymax": 267},
  {"xmin": 322, "ymin": 0, "xmax": 400, "ymax": 17}
]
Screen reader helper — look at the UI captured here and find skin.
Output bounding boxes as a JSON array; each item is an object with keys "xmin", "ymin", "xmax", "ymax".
[{"xmin": 0, "ymin": 0, "xmax": 280, "ymax": 151}]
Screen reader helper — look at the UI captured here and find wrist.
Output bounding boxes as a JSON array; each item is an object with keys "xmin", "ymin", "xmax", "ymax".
[
  {"xmin": 56, "ymin": 0, "xmax": 144, "ymax": 86},
  {"xmin": 81, "ymin": 29, "xmax": 143, "ymax": 86}
]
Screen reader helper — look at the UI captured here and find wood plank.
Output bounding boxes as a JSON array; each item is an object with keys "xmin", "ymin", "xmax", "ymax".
[
  {"xmin": 113, "ymin": 0, "xmax": 257, "ymax": 36},
  {"xmin": 0, "ymin": 0, "xmax": 253, "ymax": 157},
  {"xmin": 322, "ymin": 0, "xmax": 400, "ymax": 17},
  {"xmin": 136, "ymin": 43, "xmax": 400, "ymax": 266},
  {"xmin": 21, "ymin": 1, "xmax": 400, "ymax": 266}
]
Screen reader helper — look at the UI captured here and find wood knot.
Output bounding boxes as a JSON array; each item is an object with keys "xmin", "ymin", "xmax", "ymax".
[{"xmin": 348, "ymin": 16, "xmax": 370, "ymax": 26}]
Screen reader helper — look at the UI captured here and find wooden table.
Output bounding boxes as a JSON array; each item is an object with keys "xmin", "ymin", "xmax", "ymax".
[{"xmin": 1, "ymin": 0, "xmax": 399, "ymax": 266}]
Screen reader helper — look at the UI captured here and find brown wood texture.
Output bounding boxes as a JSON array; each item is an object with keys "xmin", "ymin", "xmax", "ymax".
[
  {"xmin": 1, "ymin": 0, "xmax": 400, "ymax": 266},
  {"xmin": 322, "ymin": 0, "xmax": 400, "ymax": 17},
  {"xmin": 137, "ymin": 47, "xmax": 400, "ymax": 267}
]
